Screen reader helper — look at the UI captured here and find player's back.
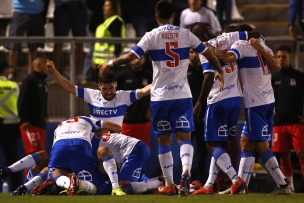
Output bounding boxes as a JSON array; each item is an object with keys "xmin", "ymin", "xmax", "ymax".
[
  {"xmin": 53, "ymin": 116, "xmax": 100, "ymax": 145},
  {"xmin": 229, "ymin": 39, "xmax": 275, "ymax": 108},
  {"xmin": 203, "ymin": 32, "xmax": 244, "ymax": 104},
  {"xmin": 137, "ymin": 24, "xmax": 206, "ymax": 101}
]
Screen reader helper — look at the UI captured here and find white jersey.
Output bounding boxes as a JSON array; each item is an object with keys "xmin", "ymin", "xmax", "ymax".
[
  {"xmin": 201, "ymin": 31, "xmax": 247, "ymax": 104},
  {"xmin": 229, "ymin": 40, "xmax": 275, "ymax": 108},
  {"xmin": 99, "ymin": 133, "xmax": 139, "ymax": 164},
  {"xmin": 180, "ymin": 7, "xmax": 222, "ymax": 34},
  {"xmin": 76, "ymin": 86, "xmax": 138, "ymax": 125},
  {"xmin": 131, "ymin": 24, "xmax": 207, "ymax": 101},
  {"xmin": 53, "ymin": 116, "xmax": 103, "ymax": 145}
]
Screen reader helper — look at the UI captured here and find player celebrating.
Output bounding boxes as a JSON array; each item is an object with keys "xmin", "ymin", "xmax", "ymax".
[{"xmin": 99, "ymin": 0, "xmax": 223, "ymax": 196}]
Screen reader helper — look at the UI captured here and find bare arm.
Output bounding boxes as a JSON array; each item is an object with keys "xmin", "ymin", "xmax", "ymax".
[
  {"xmin": 99, "ymin": 52, "xmax": 138, "ymax": 73},
  {"xmin": 193, "ymin": 72, "xmax": 215, "ymax": 123},
  {"xmin": 46, "ymin": 60, "xmax": 76, "ymax": 95},
  {"xmin": 102, "ymin": 121, "xmax": 122, "ymax": 133},
  {"xmin": 202, "ymin": 47, "xmax": 224, "ymax": 90},
  {"xmin": 136, "ymin": 84, "xmax": 151, "ymax": 99},
  {"xmin": 249, "ymin": 38, "xmax": 281, "ymax": 72}
]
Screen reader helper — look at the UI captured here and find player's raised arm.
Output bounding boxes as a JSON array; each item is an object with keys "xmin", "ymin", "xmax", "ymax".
[
  {"xmin": 46, "ymin": 60, "xmax": 76, "ymax": 95},
  {"xmin": 99, "ymin": 52, "xmax": 138, "ymax": 73},
  {"xmin": 249, "ymin": 38, "xmax": 281, "ymax": 73}
]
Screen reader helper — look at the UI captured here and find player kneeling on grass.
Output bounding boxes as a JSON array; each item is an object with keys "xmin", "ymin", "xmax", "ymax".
[{"xmin": 97, "ymin": 132, "xmax": 161, "ymax": 195}]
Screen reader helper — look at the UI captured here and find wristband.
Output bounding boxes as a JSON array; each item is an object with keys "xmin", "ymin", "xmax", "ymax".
[{"xmin": 108, "ymin": 59, "xmax": 114, "ymax": 67}]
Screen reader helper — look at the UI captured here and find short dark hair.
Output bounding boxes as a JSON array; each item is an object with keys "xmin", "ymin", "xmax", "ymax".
[
  {"xmin": 235, "ymin": 23, "xmax": 255, "ymax": 32},
  {"xmin": 188, "ymin": 22, "xmax": 215, "ymax": 42},
  {"xmin": 223, "ymin": 24, "xmax": 239, "ymax": 33},
  {"xmin": 98, "ymin": 69, "xmax": 117, "ymax": 83},
  {"xmin": 155, "ymin": 0, "xmax": 175, "ymax": 20},
  {"xmin": 275, "ymin": 45, "xmax": 292, "ymax": 54}
]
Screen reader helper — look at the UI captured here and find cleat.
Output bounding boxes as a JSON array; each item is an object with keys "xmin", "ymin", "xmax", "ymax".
[
  {"xmin": 231, "ymin": 177, "xmax": 246, "ymax": 194},
  {"xmin": 190, "ymin": 180, "xmax": 203, "ymax": 190},
  {"xmin": 158, "ymin": 184, "xmax": 177, "ymax": 195},
  {"xmin": 11, "ymin": 185, "xmax": 27, "ymax": 196},
  {"xmin": 111, "ymin": 186, "xmax": 127, "ymax": 195},
  {"xmin": 67, "ymin": 173, "xmax": 79, "ymax": 196},
  {"xmin": 271, "ymin": 179, "xmax": 292, "ymax": 195},
  {"xmin": 31, "ymin": 179, "xmax": 54, "ymax": 195},
  {"xmin": 59, "ymin": 189, "xmax": 68, "ymax": 195},
  {"xmin": 192, "ymin": 186, "xmax": 214, "ymax": 195},
  {"xmin": 218, "ymin": 187, "xmax": 231, "ymax": 195},
  {"xmin": 179, "ymin": 170, "xmax": 190, "ymax": 197}
]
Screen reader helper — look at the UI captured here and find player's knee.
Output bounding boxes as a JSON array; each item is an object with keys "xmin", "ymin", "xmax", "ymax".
[
  {"xmin": 38, "ymin": 150, "xmax": 49, "ymax": 162},
  {"xmin": 240, "ymin": 136, "xmax": 252, "ymax": 150},
  {"xmin": 297, "ymin": 151, "xmax": 304, "ymax": 160},
  {"xmin": 97, "ymin": 146, "xmax": 111, "ymax": 159}
]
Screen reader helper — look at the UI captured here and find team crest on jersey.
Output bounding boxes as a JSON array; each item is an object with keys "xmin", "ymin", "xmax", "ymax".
[
  {"xmin": 102, "ymin": 133, "xmax": 111, "ymax": 142},
  {"xmin": 176, "ymin": 116, "xmax": 190, "ymax": 128},
  {"xmin": 78, "ymin": 170, "xmax": 93, "ymax": 182},
  {"xmin": 157, "ymin": 120, "xmax": 171, "ymax": 131}
]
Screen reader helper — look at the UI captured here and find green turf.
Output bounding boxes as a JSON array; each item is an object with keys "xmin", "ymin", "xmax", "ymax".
[{"xmin": 1, "ymin": 193, "xmax": 304, "ymax": 203}]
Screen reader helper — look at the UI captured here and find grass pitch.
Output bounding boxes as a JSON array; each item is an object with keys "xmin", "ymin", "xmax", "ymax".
[{"xmin": 1, "ymin": 193, "xmax": 304, "ymax": 203}]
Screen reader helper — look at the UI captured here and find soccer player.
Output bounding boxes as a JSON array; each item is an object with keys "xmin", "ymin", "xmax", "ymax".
[
  {"xmin": 97, "ymin": 132, "xmax": 161, "ymax": 194},
  {"xmin": 215, "ymin": 28, "xmax": 291, "ymax": 194},
  {"xmin": 47, "ymin": 116, "xmax": 122, "ymax": 195},
  {"xmin": 99, "ymin": 0, "xmax": 223, "ymax": 196},
  {"xmin": 47, "ymin": 60, "xmax": 151, "ymax": 127},
  {"xmin": 190, "ymin": 22, "xmax": 248, "ymax": 195}
]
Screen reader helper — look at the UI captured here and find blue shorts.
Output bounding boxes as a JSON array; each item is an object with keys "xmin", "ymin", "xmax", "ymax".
[
  {"xmin": 151, "ymin": 98, "xmax": 194, "ymax": 136},
  {"xmin": 119, "ymin": 141, "xmax": 150, "ymax": 182},
  {"xmin": 242, "ymin": 103, "xmax": 274, "ymax": 142},
  {"xmin": 204, "ymin": 97, "xmax": 241, "ymax": 142},
  {"xmin": 48, "ymin": 139, "xmax": 110, "ymax": 194}
]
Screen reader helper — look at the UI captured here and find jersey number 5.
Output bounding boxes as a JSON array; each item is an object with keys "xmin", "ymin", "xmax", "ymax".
[{"xmin": 165, "ymin": 41, "xmax": 179, "ymax": 67}]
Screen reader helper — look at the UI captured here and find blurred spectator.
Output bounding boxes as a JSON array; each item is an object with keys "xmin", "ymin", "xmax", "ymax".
[
  {"xmin": 116, "ymin": 55, "xmax": 153, "ymax": 147},
  {"xmin": 92, "ymin": 0, "xmax": 126, "ymax": 81},
  {"xmin": 216, "ymin": 0, "xmax": 232, "ymax": 28},
  {"xmin": 18, "ymin": 54, "xmax": 48, "ymax": 155},
  {"xmin": 0, "ymin": 56, "xmax": 22, "ymax": 191},
  {"xmin": 288, "ymin": 0, "xmax": 304, "ymax": 37},
  {"xmin": 53, "ymin": 0, "xmax": 87, "ymax": 79},
  {"xmin": 130, "ymin": 0, "xmax": 158, "ymax": 37},
  {"xmin": 6, "ymin": 0, "xmax": 48, "ymax": 74},
  {"xmin": 0, "ymin": 0, "xmax": 12, "ymax": 43},
  {"xmin": 272, "ymin": 45, "xmax": 304, "ymax": 192},
  {"xmin": 81, "ymin": 0, "xmax": 104, "ymax": 83},
  {"xmin": 180, "ymin": 0, "xmax": 222, "ymax": 35},
  {"xmin": 187, "ymin": 48, "xmax": 208, "ymax": 183}
]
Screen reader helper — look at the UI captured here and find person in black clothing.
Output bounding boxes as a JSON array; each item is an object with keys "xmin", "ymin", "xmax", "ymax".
[
  {"xmin": 116, "ymin": 55, "xmax": 153, "ymax": 146},
  {"xmin": 18, "ymin": 54, "xmax": 48, "ymax": 155},
  {"xmin": 187, "ymin": 48, "xmax": 208, "ymax": 185},
  {"xmin": 271, "ymin": 45, "xmax": 304, "ymax": 192}
]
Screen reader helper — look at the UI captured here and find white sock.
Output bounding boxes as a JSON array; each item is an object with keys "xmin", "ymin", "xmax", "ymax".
[
  {"xmin": 158, "ymin": 151, "xmax": 174, "ymax": 186},
  {"xmin": 129, "ymin": 180, "xmax": 161, "ymax": 194},
  {"xmin": 8, "ymin": 155, "xmax": 36, "ymax": 172},
  {"xmin": 103, "ymin": 157, "xmax": 119, "ymax": 188},
  {"xmin": 180, "ymin": 143, "xmax": 194, "ymax": 174},
  {"xmin": 238, "ymin": 156, "xmax": 255, "ymax": 186},
  {"xmin": 261, "ymin": 152, "xmax": 286, "ymax": 186},
  {"xmin": 24, "ymin": 176, "xmax": 43, "ymax": 191},
  {"xmin": 216, "ymin": 152, "xmax": 238, "ymax": 181},
  {"xmin": 204, "ymin": 157, "xmax": 219, "ymax": 188},
  {"xmin": 79, "ymin": 180, "xmax": 97, "ymax": 194},
  {"xmin": 55, "ymin": 175, "xmax": 70, "ymax": 189}
]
